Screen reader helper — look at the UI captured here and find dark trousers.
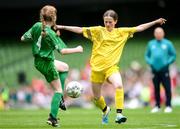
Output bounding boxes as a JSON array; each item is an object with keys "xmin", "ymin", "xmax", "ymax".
[{"xmin": 152, "ymin": 66, "xmax": 172, "ymax": 107}]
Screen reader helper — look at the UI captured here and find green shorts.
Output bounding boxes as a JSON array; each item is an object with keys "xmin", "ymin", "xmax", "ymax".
[{"xmin": 34, "ymin": 56, "xmax": 59, "ymax": 83}]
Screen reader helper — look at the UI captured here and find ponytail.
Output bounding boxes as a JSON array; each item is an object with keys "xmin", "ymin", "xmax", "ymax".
[{"xmin": 41, "ymin": 18, "xmax": 46, "ymax": 37}]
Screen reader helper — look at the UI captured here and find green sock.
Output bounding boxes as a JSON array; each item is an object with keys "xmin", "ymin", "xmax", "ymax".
[
  {"xmin": 50, "ymin": 92, "xmax": 62, "ymax": 118},
  {"xmin": 59, "ymin": 71, "xmax": 68, "ymax": 91}
]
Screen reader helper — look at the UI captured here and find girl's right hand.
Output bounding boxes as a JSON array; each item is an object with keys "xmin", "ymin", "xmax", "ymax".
[{"xmin": 76, "ymin": 45, "xmax": 83, "ymax": 53}]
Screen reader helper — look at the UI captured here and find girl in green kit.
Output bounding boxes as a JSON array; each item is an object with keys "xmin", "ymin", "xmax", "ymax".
[{"xmin": 21, "ymin": 5, "xmax": 83, "ymax": 127}]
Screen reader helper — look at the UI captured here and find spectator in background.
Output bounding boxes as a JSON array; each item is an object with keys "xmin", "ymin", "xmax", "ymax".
[
  {"xmin": 145, "ymin": 27, "xmax": 176, "ymax": 113},
  {"xmin": 0, "ymin": 86, "xmax": 9, "ymax": 110}
]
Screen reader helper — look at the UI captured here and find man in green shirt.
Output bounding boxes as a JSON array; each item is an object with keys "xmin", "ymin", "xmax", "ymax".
[
  {"xmin": 21, "ymin": 5, "xmax": 83, "ymax": 127},
  {"xmin": 145, "ymin": 27, "xmax": 176, "ymax": 113}
]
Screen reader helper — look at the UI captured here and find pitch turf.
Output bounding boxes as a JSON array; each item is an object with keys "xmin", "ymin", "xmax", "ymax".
[{"xmin": 0, "ymin": 107, "xmax": 180, "ymax": 129}]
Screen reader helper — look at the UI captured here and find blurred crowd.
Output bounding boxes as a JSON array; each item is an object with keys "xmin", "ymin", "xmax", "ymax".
[{"xmin": 1, "ymin": 60, "xmax": 180, "ymax": 110}]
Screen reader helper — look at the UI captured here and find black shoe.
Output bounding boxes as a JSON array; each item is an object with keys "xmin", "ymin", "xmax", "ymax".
[
  {"xmin": 46, "ymin": 114, "xmax": 59, "ymax": 127},
  {"xmin": 59, "ymin": 96, "xmax": 66, "ymax": 111}
]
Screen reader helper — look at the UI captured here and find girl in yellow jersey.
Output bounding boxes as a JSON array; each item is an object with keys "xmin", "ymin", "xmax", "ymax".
[{"xmin": 57, "ymin": 10, "xmax": 166, "ymax": 124}]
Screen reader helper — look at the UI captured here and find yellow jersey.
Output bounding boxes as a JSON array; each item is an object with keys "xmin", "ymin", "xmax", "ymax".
[{"xmin": 82, "ymin": 26, "xmax": 137, "ymax": 71}]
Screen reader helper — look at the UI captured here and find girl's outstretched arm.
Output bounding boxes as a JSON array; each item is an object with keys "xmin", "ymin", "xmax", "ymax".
[
  {"xmin": 57, "ymin": 25, "xmax": 83, "ymax": 34},
  {"xmin": 60, "ymin": 45, "xmax": 83, "ymax": 55},
  {"xmin": 136, "ymin": 18, "xmax": 166, "ymax": 32}
]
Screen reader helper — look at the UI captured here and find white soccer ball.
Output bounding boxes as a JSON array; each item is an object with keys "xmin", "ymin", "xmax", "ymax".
[{"xmin": 65, "ymin": 81, "xmax": 83, "ymax": 98}]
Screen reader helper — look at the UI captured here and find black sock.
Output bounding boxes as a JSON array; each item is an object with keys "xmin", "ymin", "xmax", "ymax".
[
  {"xmin": 102, "ymin": 106, "xmax": 107, "ymax": 112},
  {"xmin": 117, "ymin": 109, "xmax": 122, "ymax": 113}
]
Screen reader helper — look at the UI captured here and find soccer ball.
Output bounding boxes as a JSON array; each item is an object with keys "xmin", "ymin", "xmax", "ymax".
[{"xmin": 65, "ymin": 81, "xmax": 83, "ymax": 98}]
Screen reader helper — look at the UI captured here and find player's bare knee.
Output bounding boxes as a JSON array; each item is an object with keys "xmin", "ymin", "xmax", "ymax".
[
  {"xmin": 61, "ymin": 63, "xmax": 69, "ymax": 71},
  {"xmin": 64, "ymin": 64, "xmax": 69, "ymax": 71},
  {"xmin": 113, "ymin": 82, "xmax": 122, "ymax": 88}
]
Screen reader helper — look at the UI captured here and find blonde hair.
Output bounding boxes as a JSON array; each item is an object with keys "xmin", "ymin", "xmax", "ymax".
[{"xmin": 40, "ymin": 5, "xmax": 59, "ymax": 36}]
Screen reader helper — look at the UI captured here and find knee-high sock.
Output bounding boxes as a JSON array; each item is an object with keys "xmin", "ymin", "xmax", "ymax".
[
  {"xmin": 51, "ymin": 92, "xmax": 62, "ymax": 118},
  {"xmin": 59, "ymin": 71, "xmax": 68, "ymax": 91},
  {"xmin": 115, "ymin": 88, "xmax": 124, "ymax": 110},
  {"xmin": 94, "ymin": 96, "xmax": 107, "ymax": 112}
]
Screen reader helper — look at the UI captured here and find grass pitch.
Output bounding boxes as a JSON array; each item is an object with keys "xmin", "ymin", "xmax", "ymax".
[{"xmin": 0, "ymin": 107, "xmax": 180, "ymax": 129}]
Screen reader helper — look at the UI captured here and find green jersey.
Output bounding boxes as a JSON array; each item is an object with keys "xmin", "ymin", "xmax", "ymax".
[{"xmin": 22, "ymin": 22, "xmax": 66, "ymax": 60}]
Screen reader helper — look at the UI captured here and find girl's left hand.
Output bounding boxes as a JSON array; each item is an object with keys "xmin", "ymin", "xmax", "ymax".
[
  {"xmin": 76, "ymin": 45, "xmax": 83, "ymax": 53},
  {"xmin": 156, "ymin": 18, "xmax": 167, "ymax": 25}
]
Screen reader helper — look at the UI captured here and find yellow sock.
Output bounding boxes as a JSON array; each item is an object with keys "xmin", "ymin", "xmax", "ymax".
[
  {"xmin": 115, "ymin": 88, "xmax": 124, "ymax": 109},
  {"xmin": 94, "ymin": 96, "xmax": 106, "ymax": 111}
]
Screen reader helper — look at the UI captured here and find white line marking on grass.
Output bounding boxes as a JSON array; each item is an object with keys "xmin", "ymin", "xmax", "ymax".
[
  {"xmin": 154, "ymin": 124, "xmax": 177, "ymax": 128},
  {"xmin": 126, "ymin": 123, "xmax": 178, "ymax": 129}
]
